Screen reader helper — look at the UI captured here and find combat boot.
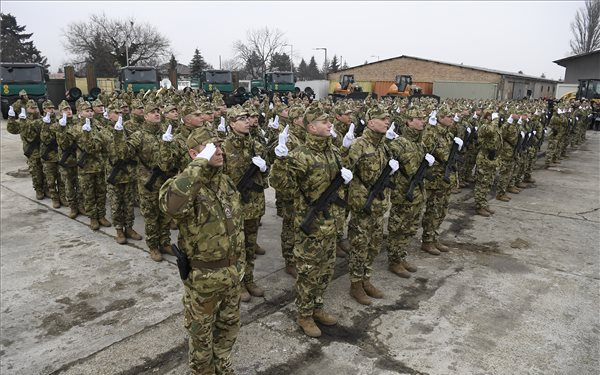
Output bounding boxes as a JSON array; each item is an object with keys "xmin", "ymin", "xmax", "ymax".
[
  {"xmin": 496, "ymin": 194, "xmax": 511, "ymax": 202},
  {"xmin": 285, "ymin": 264, "xmax": 297, "ymax": 278},
  {"xmin": 149, "ymin": 248, "xmax": 163, "ymax": 262},
  {"xmin": 338, "ymin": 238, "xmax": 351, "ymax": 252},
  {"xmin": 350, "ymin": 281, "xmax": 372, "ymax": 305},
  {"xmin": 507, "ymin": 186, "xmax": 520, "ymax": 194},
  {"xmin": 313, "ymin": 309, "xmax": 337, "ymax": 325},
  {"xmin": 255, "ymin": 245, "xmax": 266, "ymax": 255},
  {"xmin": 335, "ymin": 242, "xmax": 347, "ymax": 258},
  {"xmin": 388, "ymin": 263, "xmax": 411, "ymax": 278},
  {"xmin": 485, "ymin": 207, "xmax": 495, "ymax": 214},
  {"xmin": 52, "ymin": 198, "xmax": 61, "ymax": 209},
  {"xmin": 240, "ymin": 285, "xmax": 251, "ymax": 302},
  {"xmin": 90, "ymin": 218, "xmax": 100, "ymax": 231},
  {"xmin": 169, "ymin": 220, "xmax": 178, "ymax": 230},
  {"xmin": 363, "ymin": 280, "xmax": 384, "ymax": 298},
  {"xmin": 245, "ymin": 282, "xmax": 264, "ymax": 297},
  {"xmin": 524, "ymin": 176, "xmax": 536, "ymax": 183},
  {"xmin": 435, "ymin": 241, "xmax": 451, "ymax": 252},
  {"xmin": 516, "ymin": 182, "xmax": 528, "ymax": 189},
  {"xmin": 162, "ymin": 245, "xmax": 174, "ymax": 255},
  {"xmin": 68, "ymin": 206, "xmax": 79, "ymax": 219},
  {"xmin": 36, "ymin": 191, "xmax": 45, "ymax": 200},
  {"xmin": 476, "ymin": 208, "xmax": 491, "ymax": 217},
  {"xmin": 400, "ymin": 260, "xmax": 417, "ymax": 273},
  {"xmin": 297, "ymin": 316, "xmax": 321, "ymax": 338},
  {"xmin": 125, "ymin": 227, "xmax": 142, "ymax": 240},
  {"xmin": 98, "ymin": 217, "xmax": 112, "ymax": 227},
  {"xmin": 421, "ymin": 242, "xmax": 441, "ymax": 256},
  {"xmin": 115, "ymin": 229, "xmax": 127, "ymax": 245}
]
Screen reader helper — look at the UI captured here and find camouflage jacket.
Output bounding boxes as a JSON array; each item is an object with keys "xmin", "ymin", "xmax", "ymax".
[
  {"xmin": 387, "ymin": 126, "xmax": 426, "ymax": 201},
  {"xmin": 108, "ymin": 128, "xmax": 136, "ymax": 184},
  {"xmin": 53, "ymin": 117, "xmax": 78, "ymax": 168},
  {"xmin": 17, "ymin": 114, "xmax": 43, "ymax": 159},
  {"xmin": 72, "ymin": 117, "xmax": 111, "ymax": 174},
  {"xmin": 123, "ymin": 114, "xmax": 145, "ymax": 137},
  {"xmin": 40, "ymin": 114, "xmax": 59, "ymax": 162},
  {"xmin": 222, "ymin": 131, "xmax": 268, "ymax": 220},
  {"xmin": 159, "ymin": 158, "xmax": 245, "ymax": 287},
  {"xmin": 422, "ymin": 123, "xmax": 456, "ymax": 190},
  {"xmin": 270, "ymin": 133, "xmax": 341, "ymax": 237},
  {"xmin": 477, "ymin": 118, "xmax": 503, "ymax": 158},
  {"xmin": 347, "ymin": 127, "xmax": 391, "ymax": 214},
  {"xmin": 126, "ymin": 120, "xmax": 172, "ymax": 191},
  {"xmin": 499, "ymin": 121, "xmax": 519, "ymax": 160}
]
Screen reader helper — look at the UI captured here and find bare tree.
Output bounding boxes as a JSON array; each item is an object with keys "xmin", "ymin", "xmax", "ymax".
[
  {"xmin": 62, "ymin": 13, "xmax": 171, "ymax": 76},
  {"xmin": 570, "ymin": 0, "xmax": 600, "ymax": 54},
  {"xmin": 233, "ymin": 27, "xmax": 287, "ymax": 79}
]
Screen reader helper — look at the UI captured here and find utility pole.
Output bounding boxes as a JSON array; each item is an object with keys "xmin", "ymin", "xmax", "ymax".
[{"xmin": 314, "ymin": 47, "xmax": 327, "ymax": 79}]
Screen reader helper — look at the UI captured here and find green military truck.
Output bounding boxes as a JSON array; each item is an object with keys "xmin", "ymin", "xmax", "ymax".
[
  {"xmin": 192, "ymin": 69, "xmax": 249, "ymax": 106},
  {"xmin": 118, "ymin": 66, "xmax": 160, "ymax": 93},
  {"xmin": 1, "ymin": 62, "xmax": 48, "ymax": 119},
  {"xmin": 251, "ymin": 71, "xmax": 296, "ymax": 96}
]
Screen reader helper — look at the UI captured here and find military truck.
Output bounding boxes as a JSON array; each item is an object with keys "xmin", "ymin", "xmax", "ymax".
[
  {"xmin": 118, "ymin": 66, "xmax": 159, "ymax": 93},
  {"xmin": 1, "ymin": 62, "xmax": 48, "ymax": 119},
  {"xmin": 195, "ymin": 69, "xmax": 249, "ymax": 106},
  {"xmin": 251, "ymin": 71, "xmax": 296, "ymax": 96}
]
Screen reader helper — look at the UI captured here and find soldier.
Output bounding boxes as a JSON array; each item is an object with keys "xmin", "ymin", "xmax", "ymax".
[
  {"xmin": 10, "ymin": 89, "xmax": 29, "ymax": 114},
  {"xmin": 40, "ymin": 100, "xmax": 63, "ymax": 208},
  {"xmin": 387, "ymin": 106, "xmax": 434, "ymax": 277},
  {"xmin": 162, "ymin": 103, "xmax": 180, "ymax": 134},
  {"xmin": 545, "ymin": 106, "xmax": 565, "ymax": 168},
  {"xmin": 222, "ymin": 105, "xmax": 269, "ymax": 302},
  {"xmin": 270, "ymin": 104, "xmax": 352, "ymax": 337},
  {"xmin": 159, "ymin": 127, "xmax": 245, "ymax": 375},
  {"xmin": 345, "ymin": 104, "xmax": 398, "ymax": 305},
  {"xmin": 55, "ymin": 100, "xmax": 81, "ymax": 218},
  {"xmin": 120, "ymin": 100, "xmax": 131, "ymax": 122},
  {"xmin": 91, "ymin": 99, "xmax": 107, "ymax": 124},
  {"xmin": 474, "ymin": 110, "xmax": 503, "ymax": 216},
  {"xmin": 496, "ymin": 112, "xmax": 519, "ymax": 201}
]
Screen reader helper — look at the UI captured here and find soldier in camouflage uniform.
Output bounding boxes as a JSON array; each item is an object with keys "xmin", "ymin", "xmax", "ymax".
[
  {"xmin": 474, "ymin": 110, "xmax": 503, "ymax": 216},
  {"xmin": 270, "ymin": 104, "xmax": 351, "ymax": 337},
  {"xmin": 345, "ymin": 104, "xmax": 397, "ymax": 305},
  {"xmin": 496, "ymin": 112, "xmax": 520, "ymax": 201},
  {"xmin": 544, "ymin": 106, "xmax": 566, "ymax": 167},
  {"xmin": 10, "ymin": 89, "xmax": 29, "ymax": 115},
  {"xmin": 54, "ymin": 101, "xmax": 81, "ymax": 218},
  {"xmin": 162, "ymin": 103, "xmax": 180, "ymax": 135},
  {"xmin": 120, "ymin": 101, "xmax": 131, "ymax": 123},
  {"xmin": 222, "ymin": 106, "xmax": 269, "ymax": 302},
  {"xmin": 7, "ymin": 100, "xmax": 46, "ymax": 200},
  {"xmin": 40, "ymin": 100, "xmax": 65, "ymax": 208},
  {"xmin": 159, "ymin": 127, "xmax": 245, "ymax": 375},
  {"xmin": 91, "ymin": 99, "xmax": 107, "ymax": 125}
]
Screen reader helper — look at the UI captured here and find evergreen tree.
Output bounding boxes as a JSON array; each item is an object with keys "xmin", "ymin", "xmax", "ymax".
[
  {"xmin": 0, "ymin": 13, "xmax": 49, "ymax": 71},
  {"xmin": 329, "ymin": 55, "xmax": 340, "ymax": 73},
  {"xmin": 307, "ymin": 56, "xmax": 321, "ymax": 80},
  {"xmin": 341, "ymin": 60, "xmax": 349, "ymax": 70},
  {"xmin": 297, "ymin": 58, "xmax": 308, "ymax": 80},
  {"xmin": 189, "ymin": 48, "xmax": 208, "ymax": 78},
  {"xmin": 269, "ymin": 52, "xmax": 291, "ymax": 72}
]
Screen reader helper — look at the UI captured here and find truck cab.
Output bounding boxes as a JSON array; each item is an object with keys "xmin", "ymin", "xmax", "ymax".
[
  {"xmin": 119, "ymin": 66, "xmax": 159, "ymax": 93},
  {"xmin": 1, "ymin": 62, "xmax": 48, "ymax": 118}
]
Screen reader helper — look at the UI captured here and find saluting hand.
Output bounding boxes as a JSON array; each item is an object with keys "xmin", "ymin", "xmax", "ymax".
[
  {"xmin": 162, "ymin": 124, "xmax": 173, "ymax": 142},
  {"xmin": 59, "ymin": 113, "xmax": 68, "ymax": 127},
  {"xmin": 82, "ymin": 118, "xmax": 92, "ymax": 132},
  {"xmin": 342, "ymin": 123, "xmax": 355, "ymax": 148},
  {"xmin": 8, "ymin": 106, "xmax": 16, "ymax": 118}
]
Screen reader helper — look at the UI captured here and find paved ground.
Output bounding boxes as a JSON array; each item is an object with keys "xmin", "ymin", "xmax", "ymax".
[{"xmin": 1, "ymin": 121, "xmax": 599, "ymax": 375}]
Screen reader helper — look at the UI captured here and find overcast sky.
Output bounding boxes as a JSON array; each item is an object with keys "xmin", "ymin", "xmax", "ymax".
[{"xmin": 3, "ymin": 1, "xmax": 585, "ymax": 80}]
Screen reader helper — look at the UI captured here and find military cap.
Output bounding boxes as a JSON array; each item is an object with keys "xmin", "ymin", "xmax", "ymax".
[
  {"xmin": 180, "ymin": 105, "xmax": 202, "ymax": 118},
  {"xmin": 162, "ymin": 103, "xmax": 177, "ymax": 113},
  {"xmin": 77, "ymin": 100, "xmax": 92, "ymax": 111},
  {"xmin": 42, "ymin": 100, "xmax": 55, "ymax": 109},
  {"xmin": 303, "ymin": 104, "xmax": 329, "ymax": 125},
  {"xmin": 120, "ymin": 100, "xmax": 130, "ymax": 109},
  {"xmin": 144, "ymin": 102, "xmax": 160, "ymax": 113},
  {"xmin": 226, "ymin": 105, "xmax": 249, "ymax": 121},
  {"xmin": 91, "ymin": 98, "xmax": 103, "ymax": 107},
  {"xmin": 107, "ymin": 102, "xmax": 122, "ymax": 113},
  {"xmin": 436, "ymin": 105, "xmax": 453, "ymax": 118},
  {"xmin": 58, "ymin": 100, "xmax": 71, "ymax": 111},
  {"xmin": 333, "ymin": 102, "xmax": 353, "ymax": 116},
  {"xmin": 365, "ymin": 104, "xmax": 389, "ymax": 120},
  {"xmin": 405, "ymin": 106, "xmax": 427, "ymax": 119},
  {"xmin": 26, "ymin": 99, "xmax": 38, "ymax": 109},
  {"xmin": 288, "ymin": 105, "xmax": 305, "ymax": 120},
  {"xmin": 19, "ymin": 89, "xmax": 27, "ymax": 96},
  {"xmin": 131, "ymin": 99, "xmax": 144, "ymax": 109},
  {"xmin": 186, "ymin": 127, "xmax": 219, "ymax": 149},
  {"xmin": 243, "ymin": 102, "xmax": 259, "ymax": 116}
]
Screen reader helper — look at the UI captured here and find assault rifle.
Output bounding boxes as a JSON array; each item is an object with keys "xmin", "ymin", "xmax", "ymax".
[
  {"xmin": 236, "ymin": 164, "xmax": 264, "ymax": 203},
  {"xmin": 171, "ymin": 244, "xmax": 190, "ymax": 281},
  {"xmin": 107, "ymin": 159, "xmax": 136, "ymax": 186},
  {"xmin": 405, "ymin": 157, "xmax": 431, "ymax": 202},
  {"xmin": 363, "ymin": 164, "xmax": 395, "ymax": 214},
  {"xmin": 443, "ymin": 141, "xmax": 460, "ymax": 183},
  {"xmin": 58, "ymin": 143, "xmax": 77, "ymax": 167},
  {"xmin": 144, "ymin": 166, "xmax": 166, "ymax": 192},
  {"xmin": 41, "ymin": 139, "xmax": 58, "ymax": 161},
  {"xmin": 77, "ymin": 149, "xmax": 89, "ymax": 168},
  {"xmin": 23, "ymin": 135, "xmax": 41, "ymax": 158},
  {"xmin": 512, "ymin": 132, "xmax": 525, "ymax": 160},
  {"xmin": 300, "ymin": 172, "xmax": 346, "ymax": 235}
]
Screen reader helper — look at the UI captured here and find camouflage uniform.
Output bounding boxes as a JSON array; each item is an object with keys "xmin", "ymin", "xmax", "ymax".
[
  {"xmin": 54, "ymin": 101, "xmax": 82, "ymax": 214},
  {"xmin": 474, "ymin": 114, "xmax": 502, "ymax": 211},
  {"xmin": 40, "ymin": 101, "xmax": 65, "ymax": 205},
  {"xmin": 497, "ymin": 115, "xmax": 519, "ymax": 196},
  {"xmin": 545, "ymin": 109, "xmax": 565, "ymax": 166},
  {"xmin": 159, "ymin": 128, "xmax": 244, "ymax": 375}
]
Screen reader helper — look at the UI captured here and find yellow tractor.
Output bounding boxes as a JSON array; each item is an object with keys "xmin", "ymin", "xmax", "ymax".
[
  {"xmin": 331, "ymin": 74, "xmax": 370, "ymax": 101},
  {"xmin": 387, "ymin": 75, "xmax": 421, "ymax": 97}
]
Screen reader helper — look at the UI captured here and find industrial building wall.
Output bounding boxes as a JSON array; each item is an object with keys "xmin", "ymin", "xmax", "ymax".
[
  {"xmin": 563, "ymin": 53, "xmax": 600, "ymax": 84},
  {"xmin": 433, "ymin": 81, "xmax": 497, "ymax": 99}
]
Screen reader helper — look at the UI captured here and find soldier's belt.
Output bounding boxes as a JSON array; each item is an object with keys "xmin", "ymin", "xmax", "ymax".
[{"xmin": 190, "ymin": 257, "xmax": 237, "ymax": 270}]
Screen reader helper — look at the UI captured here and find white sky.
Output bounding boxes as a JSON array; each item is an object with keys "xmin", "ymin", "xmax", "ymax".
[{"xmin": 3, "ymin": 1, "xmax": 585, "ymax": 80}]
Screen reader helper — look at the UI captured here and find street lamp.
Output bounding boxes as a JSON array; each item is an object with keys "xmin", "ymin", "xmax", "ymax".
[
  {"xmin": 125, "ymin": 21, "xmax": 134, "ymax": 67},
  {"xmin": 283, "ymin": 44, "xmax": 293, "ymax": 72},
  {"xmin": 314, "ymin": 47, "xmax": 327, "ymax": 79}
]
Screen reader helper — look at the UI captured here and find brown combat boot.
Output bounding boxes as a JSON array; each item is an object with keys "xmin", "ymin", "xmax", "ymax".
[
  {"xmin": 162, "ymin": 245, "xmax": 174, "ymax": 255},
  {"xmin": 388, "ymin": 263, "xmax": 411, "ymax": 278},
  {"xmin": 245, "ymin": 282, "xmax": 264, "ymax": 297},
  {"xmin": 68, "ymin": 206, "xmax": 79, "ymax": 219},
  {"xmin": 90, "ymin": 218, "xmax": 100, "ymax": 231},
  {"xmin": 149, "ymin": 248, "xmax": 163, "ymax": 262},
  {"xmin": 52, "ymin": 198, "xmax": 61, "ymax": 209},
  {"xmin": 507, "ymin": 186, "xmax": 520, "ymax": 194},
  {"xmin": 115, "ymin": 229, "xmax": 127, "ymax": 245},
  {"xmin": 240, "ymin": 286, "xmax": 251, "ymax": 302},
  {"xmin": 36, "ymin": 191, "xmax": 45, "ymax": 200},
  {"xmin": 516, "ymin": 182, "xmax": 528, "ymax": 189},
  {"xmin": 169, "ymin": 220, "xmax": 178, "ymax": 230},
  {"xmin": 496, "ymin": 194, "xmax": 511, "ymax": 202},
  {"xmin": 435, "ymin": 241, "xmax": 450, "ymax": 252},
  {"xmin": 524, "ymin": 176, "xmax": 536, "ymax": 183},
  {"xmin": 313, "ymin": 309, "xmax": 337, "ymax": 326},
  {"xmin": 476, "ymin": 208, "xmax": 491, "ymax": 217},
  {"xmin": 125, "ymin": 227, "xmax": 142, "ymax": 240},
  {"xmin": 335, "ymin": 242, "xmax": 347, "ymax": 258},
  {"xmin": 421, "ymin": 242, "xmax": 441, "ymax": 255},
  {"xmin": 363, "ymin": 280, "xmax": 384, "ymax": 299},
  {"xmin": 98, "ymin": 217, "xmax": 112, "ymax": 227},
  {"xmin": 338, "ymin": 238, "xmax": 351, "ymax": 252},
  {"xmin": 401, "ymin": 260, "xmax": 417, "ymax": 273},
  {"xmin": 285, "ymin": 264, "xmax": 297, "ymax": 278},
  {"xmin": 350, "ymin": 281, "xmax": 372, "ymax": 305},
  {"xmin": 255, "ymin": 245, "xmax": 266, "ymax": 255},
  {"xmin": 485, "ymin": 207, "xmax": 495, "ymax": 214},
  {"xmin": 297, "ymin": 316, "xmax": 321, "ymax": 338}
]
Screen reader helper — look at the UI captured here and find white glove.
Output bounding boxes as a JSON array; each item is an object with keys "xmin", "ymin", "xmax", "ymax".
[
  {"xmin": 340, "ymin": 167, "xmax": 353, "ymax": 184},
  {"xmin": 425, "ymin": 153, "xmax": 435, "ymax": 167},
  {"xmin": 472, "ymin": 113, "xmax": 478, "ymax": 119},
  {"xmin": 360, "ymin": 119, "xmax": 365, "ymax": 126},
  {"xmin": 491, "ymin": 113, "xmax": 499, "ymax": 121},
  {"xmin": 274, "ymin": 115, "xmax": 280, "ymax": 127},
  {"xmin": 162, "ymin": 124, "xmax": 173, "ymax": 142},
  {"xmin": 517, "ymin": 116, "xmax": 523, "ymax": 125},
  {"xmin": 507, "ymin": 116, "xmax": 514, "ymax": 124},
  {"xmin": 576, "ymin": 116, "xmax": 579, "ymax": 121},
  {"xmin": 533, "ymin": 130, "xmax": 537, "ymax": 135},
  {"xmin": 8, "ymin": 106, "xmax": 15, "ymax": 117},
  {"xmin": 103, "ymin": 110, "xmax": 109, "ymax": 119},
  {"xmin": 453, "ymin": 137, "xmax": 464, "ymax": 151},
  {"xmin": 19, "ymin": 108, "xmax": 27, "ymax": 119},
  {"xmin": 475, "ymin": 126, "xmax": 478, "ymax": 131},
  {"xmin": 218, "ymin": 116, "xmax": 226, "ymax": 133},
  {"xmin": 59, "ymin": 113, "xmax": 67, "ymax": 126},
  {"xmin": 520, "ymin": 131, "xmax": 525, "ymax": 139},
  {"xmin": 275, "ymin": 125, "xmax": 289, "ymax": 157},
  {"xmin": 386, "ymin": 122, "xmax": 398, "ymax": 140},
  {"xmin": 196, "ymin": 143, "xmax": 217, "ymax": 160},
  {"xmin": 82, "ymin": 118, "xmax": 92, "ymax": 132},
  {"xmin": 395, "ymin": 106, "xmax": 401, "ymax": 113},
  {"xmin": 388, "ymin": 159, "xmax": 400, "ymax": 175},
  {"xmin": 453, "ymin": 113, "xmax": 460, "ymax": 122},
  {"xmin": 428, "ymin": 116, "xmax": 437, "ymax": 126},
  {"xmin": 267, "ymin": 118, "xmax": 279, "ymax": 129},
  {"xmin": 252, "ymin": 156, "xmax": 267, "ymax": 172},
  {"xmin": 114, "ymin": 115, "xmax": 123, "ymax": 131},
  {"xmin": 330, "ymin": 124, "xmax": 337, "ymax": 138},
  {"xmin": 466, "ymin": 127, "xmax": 472, "ymax": 134},
  {"xmin": 269, "ymin": 102, "xmax": 274, "ymax": 110},
  {"xmin": 42, "ymin": 112, "xmax": 52, "ymax": 124},
  {"xmin": 343, "ymin": 123, "xmax": 355, "ymax": 148}
]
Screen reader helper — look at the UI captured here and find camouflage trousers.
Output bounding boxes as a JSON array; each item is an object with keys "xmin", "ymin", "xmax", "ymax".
[
  {"xmin": 459, "ymin": 147, "xmax": 478, "ymax": 183},
  {"xmin": 27, "ymin": 156, "xmax": 45, "ymax": 194},
  {"xmin": 138, "ymin": 181, "xmax": 171, "ymax": 250},
  {"xmin": 108, "ymin": 182, "xmax": 135, "ymax": 229},
  {"xmin": 558, "ymin": 135, "xmax": 569, "ymax": 157},
  {"xmin": 334, "ymin": 205, "xmax": 349, "ymax": 243},
  {"xmin": 421, "ymin": 187, "xmax": 451, "ymax": 244},
  {"xmin": 280, "ymin": 200, "xmax": 295, "ymax": 268},
  {"xmin": 183, "ymin": 282, "xmax": 240, "ymax": 375},
  {"xmin": 79, "ymin": 171, "xmax": 107, "ymax": 219},
  {"xmin": 293, "ymin": 230, "xmax": 336, "ymax": 317},
  {"xmin": 545, "ymin": 137, "xmax": 559, "ymax": 165},
  {"xmin": 496, "ymin": 157, "xmax": 515, "ymax": 195},
  {"xmin": 387, "ymin": 189, "xmax": 425, "ymax": 265},
  {"xmin": 42, "ymin": 161, "xmax": 65, "ymax": 202},
  {"xmin": 242, "ymin": 218, "xmax": 259, "ymax": 284},
  {"xmin": 59, "ymin": 165, "xmax": 80, "ymax": 208},
  {"xmin": 523, "ymin": 148, "xmax": 537, "ymax": 180},
  {"xmin": 510, "ymin": 156, "xmax": 525, "ymax": 186},
  {"xmin": 474, "ymin": 154, "xmax": 499, "ymax": 209},
  {"xmin": 348, "ymin": 210, "xmax": 385, "ymax": 282}
]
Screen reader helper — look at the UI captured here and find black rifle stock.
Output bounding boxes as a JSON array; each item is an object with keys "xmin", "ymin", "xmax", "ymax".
[
  {"xmin": 300, "ymin": 173, "xmax": 346, "ymax": 235},
  {"xmin": 23, "ymin": 135, "xmax": 41, "ymax": 158},
  {"xmin": 405, "ymin": 157, "xmax": 430, "ymax": 202},
  {"xmin": 236, "ymin": 163, "xmax": 264, "ymax": 203},
  {"xmin": 144, "ymin": 166, "xmax": 166, "ymax": 192},
  {"xmin": 77, "ymin": 149, "xmax": 89, "ymax": 168},
  {"xmin": 41, "ymin": 139, "xmax": 58, "ymax": 161},
  {"xmin": 171, "ymin": 244, "xmax": 190, "ymax": 281},
  {"xmin": 363, "ymin": 164, "xmax": 395, "ymax": 214},
  {"xmin": 58, "ymin": 143, "xmax": 77, "ymax": 167},
  {"xmin": 107, "ymin": 159, "xmax": 128, "ymax": 186},
  {"xmin": 443, "ymin": 141, "xmax": 460, "ymax": 183}
]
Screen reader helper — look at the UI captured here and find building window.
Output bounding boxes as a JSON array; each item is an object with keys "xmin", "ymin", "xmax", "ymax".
[
  {"xmin": 541, "ymin": 85, "xmax": 544, "ymax": 92},
  {"xmin": 547, "ymin": 86, "xmax": 550, "ymax": 92}
]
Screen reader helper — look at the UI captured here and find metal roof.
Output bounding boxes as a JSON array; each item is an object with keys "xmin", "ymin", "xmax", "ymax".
[{"xmin": 553, "ymin": 49, "xmax": 600, "ymax": 66}]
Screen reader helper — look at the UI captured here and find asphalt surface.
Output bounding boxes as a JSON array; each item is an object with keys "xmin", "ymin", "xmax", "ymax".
[{"xmin": 1, "ymin": 121, "xmax": 599, "ymax": 375}]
